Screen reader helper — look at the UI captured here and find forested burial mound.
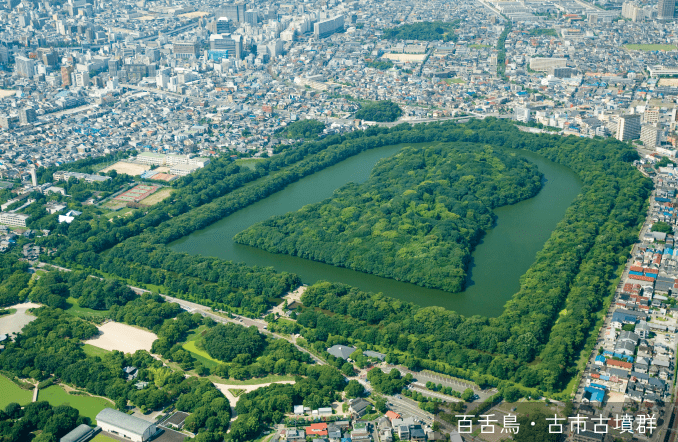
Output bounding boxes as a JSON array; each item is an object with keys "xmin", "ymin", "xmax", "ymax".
[{"xmin": 235, "ymin": 142, "xmax": 543, "ymax": 292}]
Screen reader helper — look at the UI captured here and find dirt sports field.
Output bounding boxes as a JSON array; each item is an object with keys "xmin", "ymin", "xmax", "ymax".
[
  {"xmin": 139, "ymin": 187, "xmax": 173, "ymax": 205},
  {"xmin": 101, "ymin": 161, "xmax": 150, "ymax": 176},
  {"xmin": 115, "ymin": 184, "xmax": 159, "ymax": 203},
  {"xmin": 83, "ymin": 322, "xmax": 157, "ymax": 353}
]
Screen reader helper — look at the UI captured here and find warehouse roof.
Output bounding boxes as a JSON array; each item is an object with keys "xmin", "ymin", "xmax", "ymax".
[{"xmin": 96, "ymin": 408, "xmax": 154, "ymax": 436}]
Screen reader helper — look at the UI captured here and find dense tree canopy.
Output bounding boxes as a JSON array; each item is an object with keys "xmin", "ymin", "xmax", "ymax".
[
  {"xmin": 203, "ymin": 323, "xmax": 267, "ymax": 362},
  {"xmin": 236, "ymin": 143, "xmax": 543, "ymax": 291},
  {"xmin": 382, "ymin": 21, "xmax": 460, "ymax": 42},
  {"xmin": 276, "ymin": 120, "xmax": 326, "ymax": 139},
  {"xmin": 354, "ymin": 101, "xmax": 403, "ymax": 122}
]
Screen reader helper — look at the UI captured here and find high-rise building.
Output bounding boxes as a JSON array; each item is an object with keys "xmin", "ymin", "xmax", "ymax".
[
  {"xmin": 0, "ymin": 45, "xmax": 8, "ymax": 64},
  {"xmin": 214, "ymin": 17, "xmax": 233, "ymax": 34},
  {"xmin": 658, "ymin": 0, "xmax": 675, "ymax": 20},
  {"xmin": 209, "ymin": 34, "xmax": 242, "ymax": 59},
  {"xmin": 71, "ymin": 71, "xmax": 89, "ymax": 87},
  {"xmin": 314, "ymin": 15, "xmax": 344, "ymax": 38},
  {"xmin": 19, "ymin": 107, "xmax": 37, "ymax": 125},
  {"xmin": 61, "ymin": 65, "xmax": 74, "ymax": 86},
  {"xmin": 515, "ymin": 107, "xmax": 531, "ymax": 123},
  {"xmin": 616, "ymin": 114, "xmax": 641, "ymax": 141},
  {"xmin": 217, "ymin": 4, "xmax": 246, "ymax": 22},
  {"xmin": 245, "ymin": 9, "xmax": 258, "ymax": 25},
  {"xmin": 640, "ymin": 124, "xmax": 663, "ymax": 148},
  {"xmin": 15, "ymin": 56, "xmax": 34, "ymax": 78}
]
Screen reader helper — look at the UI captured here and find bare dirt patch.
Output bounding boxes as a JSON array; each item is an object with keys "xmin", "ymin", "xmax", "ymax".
[
  {"xmin": 0, "ymin": 303, "xmax": 41, "ymax": 336},
  {"xmin": 83, "ymin": 321, "xmax": 157, "ymax": 353},
  {"xmin": 101, "ymin": 162, "xmax": 150, "ymax": 176}
]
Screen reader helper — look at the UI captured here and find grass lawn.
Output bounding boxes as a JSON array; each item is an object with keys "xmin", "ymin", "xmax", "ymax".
[
  {"xmin": 83, "ymin": 343, "xmax": 112, "ymax": 358},
  {"xmin": 468, "ymin": 44, "xmax": 490, "ymax": 49},
  {"xmin": 209, "ymin": 374, "xmax": 296, "ymax": 386},
  {"xmin": 625, "ymin": 44, "xmax": 676, "ymax": 51},
  {"xmin": 39, "ymin": 385, "xmax": 113, "ymax": 421},
  {"xmin": 139, "ymin": 187, "xmax": 173, "ymax": 206},
  {"xmin": 0, "ymin": 308, "xmax": 16, "ymax": 316},
  {"xmin": 92, "ymin": 434, "xmax": 118, "ymax": 442},
  {"xmin": 65, "ymin": 297, "xmax": 109, "ymax": 318},
  {"xmin": 229, "ymin": 388, "xmax": 246, "ymax": 397},
  {"xmin": 235, "ymin": 158, "xmax": 266, "ymax": 170},
  {"xmin": 104, "ymin": 207, "xmax": 134, "ymax": 219},
  {"xmin": 0, "ymin": 375, "xmax": 32, "ymax": 409},
  {"xmin": 444, "ymin": 78, "xmax": 465, "ymax": 84},
  {"xmin": 182, "ymin": 340, "xmax": 221, "ymax": 368}
]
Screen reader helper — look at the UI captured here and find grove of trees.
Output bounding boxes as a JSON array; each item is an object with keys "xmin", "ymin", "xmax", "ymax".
[{"xmin": 353, "ymin": 100, "xmax": 403, "ymax": 122}]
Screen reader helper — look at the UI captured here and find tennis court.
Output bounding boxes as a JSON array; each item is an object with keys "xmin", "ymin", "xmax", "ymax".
[{"xmin": 114, "ymin": 185, "xmax": 159, "ymax": 203}]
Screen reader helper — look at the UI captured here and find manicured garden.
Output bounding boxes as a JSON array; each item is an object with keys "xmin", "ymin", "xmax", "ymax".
[
  {"xmin": 39, "ymin": 385, "xmax": 113, "ymax": 421},
  {"xmin": 0, "ymin": 375, "xmax": 32, "ymax": 409}
]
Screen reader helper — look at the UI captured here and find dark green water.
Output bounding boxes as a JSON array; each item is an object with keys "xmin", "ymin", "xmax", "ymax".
[{"xmin": 170, "ymin": 144, "xmax": 582, "ymax": 317}]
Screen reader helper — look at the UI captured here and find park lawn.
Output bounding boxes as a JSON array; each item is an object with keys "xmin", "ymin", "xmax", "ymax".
[
  {"xmin": 0, "ymin": 375, "xmax": 32, "ymax": 409},
  {"xmin": 83, "ymin": 343, "xmax": 112, "ymax": 358},
  {"xmin": 65, "ymin": 297, "xmax": 109, "ymax": 318},
  {"xmin": 182, "ymin": 340, "xmax": 221, "ymax": 368},
  {"xmin": 444, "ymin": 78, "xmax": 465, "ymax": 84},
  {"xmin": 39, "ymin": 385, "xmax": 113, "ymax": 421},
  {"xmin": 468, "ymin": 44, "xmax": 490, "ymax": 49},
  {"xmin": 625, "ymin": 44, "xmax": 676, "ymax": 51}
]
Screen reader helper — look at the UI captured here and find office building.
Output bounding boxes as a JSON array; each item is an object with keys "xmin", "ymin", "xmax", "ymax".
[
  {"xmin": 314, "ymin": 15, "xmax": 344, "ymax": 38},
  {"xmin": 19, "ymin": 107, "xmax": 36, "ymax": 125},
  {"xmin": 515, "ymin": 107, "xmax": 531, "ymax": 123},
  {"xmin": 658, "ymin": 0, "xmax": 675, "ymax": 20},
  {"xmin": 173, "ymin": 41, "xmax": 200, "ymax": 58},
  {"xmin": 214, "ymin": 17, "xmax": 233, "ymax": 34},
  {"xmin": 217, "ymin": 4, "xmax": 246, "ymax": 22},
  {"xmin": 15, "ymin": 56, "xmax": 34, "ymax": 78},
  {"xmin": 640, "ymin": 125, "xmax": 663, "ymax": 148},
  {"xmin": 245, "ymin": 9, "xmax": 258, "ymax": 25},
  {"xmin": 616, "ymin": 114, "xmax": 642, "ymax": 141},
  {"xmin": 209, "ymin": 34, "xmax": 242, "ymax": 59}
]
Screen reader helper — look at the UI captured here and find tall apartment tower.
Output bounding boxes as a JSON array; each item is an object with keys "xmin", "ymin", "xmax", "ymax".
[
  {"xmin": 658, "ymin": 0, "xmax": 675, "ymax": 20},
  {"xmin": 616, "ymin": 114, "xmax": 642, "ymax": 141},
  {"xmin": 19, "ymin": 107, "xmax": 37, "ymax": 125},
  {"xmin": 15, "ymin": 56, "xmax": 34, "ymax": 78}
]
